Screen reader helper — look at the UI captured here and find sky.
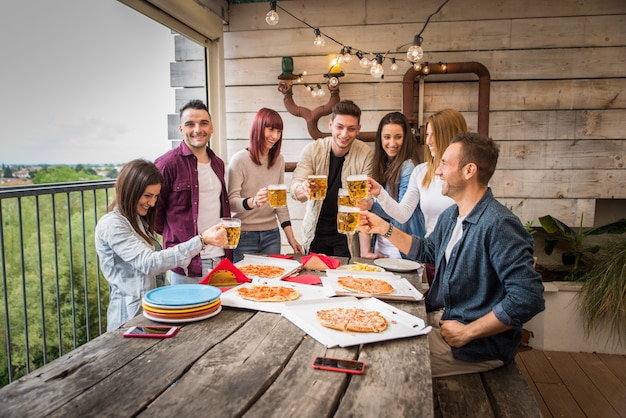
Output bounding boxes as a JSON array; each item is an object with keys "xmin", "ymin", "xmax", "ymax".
[{"xmin": 0, "ymin": 0, "xmax": 175, "ymax": 165}]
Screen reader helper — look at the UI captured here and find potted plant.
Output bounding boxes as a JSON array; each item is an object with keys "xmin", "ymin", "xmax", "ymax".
[
  {"xmin": 537, "ymin": 215, "xmax": 626, "ymax": 281},
  {"xmin": 523, "ymin": 215, "xmax": 626, "ymax": 354},
  {"xmin": 577, "ymin": 237, "xmax": 626, "ymax": 345}
]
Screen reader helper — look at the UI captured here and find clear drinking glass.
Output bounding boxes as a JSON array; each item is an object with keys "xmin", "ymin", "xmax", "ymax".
[
  {"xmin": 268, "ymin": 184, "xmax": 287, "ymax": 208},
  {"xmin": 221, "ymin": 218, "xmax": 242, "ymax": 249}
]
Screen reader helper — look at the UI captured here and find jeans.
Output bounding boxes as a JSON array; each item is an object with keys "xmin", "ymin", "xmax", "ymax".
[
  {"xmin": 233, "ymin": 228, "xmax": 281, "ymax": 263},
  {"xmin": 168, "ymin": 257, "xmax": 223, "ymax": 285}
]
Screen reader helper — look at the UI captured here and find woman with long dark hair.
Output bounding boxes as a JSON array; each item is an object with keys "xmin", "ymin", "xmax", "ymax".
[
  {"xmin": 360, "ymin": 112, "xmax": 424, "ymax": 258},
  {"xmin": 95, "ymin": 159, "xmax": 226, "ymax": 331}
]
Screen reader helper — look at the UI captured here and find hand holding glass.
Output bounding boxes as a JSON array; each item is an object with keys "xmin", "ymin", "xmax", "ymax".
[
  {"xmin": 221, "ymin": 218, "xmax": 241, "ymax": 249},
  {"xmin": 268, "ymin": 184, "xmax": 287, "ymax": 208},
  {"xmin": 337, "ymin": 206, "xmax": 360, "ymax": 235},
  {"xmin": 307, "ymin": 175, "xmax": 328, "ymax": 200},
  {"xmin": 347, "ymin": 174, "xmax": 368, "ymax": 201}
]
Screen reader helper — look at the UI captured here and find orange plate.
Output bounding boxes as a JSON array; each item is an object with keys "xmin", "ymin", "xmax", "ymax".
[
  {"xmin": 141, "ymin": 298, "xmax": 220, "ymax": 314},
  {"xmin": 143, "ymin": 302, "xmax": 221, "ymax": 319}
]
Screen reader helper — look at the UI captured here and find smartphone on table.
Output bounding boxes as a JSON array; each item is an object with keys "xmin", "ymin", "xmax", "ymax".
[
  {"xmin": 312, "ymin": 357, "xmax": 365, "ymax": 374},
  {"xmin": 123, "ymin": 325, "xmax": 179, "ymax": 338}
]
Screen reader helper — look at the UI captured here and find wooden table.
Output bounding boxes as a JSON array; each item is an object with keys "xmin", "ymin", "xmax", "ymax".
[{"xmin": 0, "ymin": 256, "xmax": 433, "ymax": 417}]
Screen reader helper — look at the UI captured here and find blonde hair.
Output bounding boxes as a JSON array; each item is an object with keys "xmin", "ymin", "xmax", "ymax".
[{"xmin": 422, "ymin": 109, "xmax": 468, "ymax": 188}]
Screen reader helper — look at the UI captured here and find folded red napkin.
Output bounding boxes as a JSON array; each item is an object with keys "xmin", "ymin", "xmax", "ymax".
[
  {"xmin": 282, "ymin": 274, "xmax": 322, "ymax": 285},
  {"xmin": 269, "ymin": 254, "xmax": 294, "ymax": 260},
  {"xmin": 301, "ymin": 252, "xmax": 341, "ymax": 271},
  {"xmin": 199, "ymin": 258, "xmax": 250, "ymax": 287}
]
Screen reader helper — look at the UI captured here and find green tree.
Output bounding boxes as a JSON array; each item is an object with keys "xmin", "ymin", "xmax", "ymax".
[
  {"xmin": 31, "ymin": 165, "xmax": 100, "ymax": 184},
  {"xmin": 3, "ymin": 165, "xmax": 13, "ymax": 178}
]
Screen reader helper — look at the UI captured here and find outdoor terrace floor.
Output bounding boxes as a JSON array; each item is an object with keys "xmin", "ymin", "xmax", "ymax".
[{"xmin": 516, "ymin": 349, "xmax": 626, "ymax": 417}]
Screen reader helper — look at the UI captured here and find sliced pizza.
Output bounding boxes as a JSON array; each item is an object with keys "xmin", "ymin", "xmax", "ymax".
[
  {"xmin": 337, "ymin": 276, "xmax": 394, "ymax": 295},
  {"xmin": 236, "ymin": 285, "xmax": 300, "ymax": 302},
  {"xmin": 316, "ymin": 307, "xmax": 388, "ymax": 333},
  {"xmin": 238, "ymin": 264, "xmax": 286, "ymax": 279}
]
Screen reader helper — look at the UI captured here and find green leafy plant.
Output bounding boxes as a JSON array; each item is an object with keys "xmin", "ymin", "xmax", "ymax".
[
  {"xmin": 578, "ymin": 238, "xmax": 626, "ymax": 345},
  {"xmin": 538, "ymin": 215, "xmax": 626, "ymax": 281}
]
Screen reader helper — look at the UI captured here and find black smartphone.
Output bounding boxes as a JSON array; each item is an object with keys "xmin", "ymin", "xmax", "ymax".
[
  {"xmin": 123, "ymin": 326, "xmax": 179, "ymax": 338},
  {"xmin": 312, "ymin": 357, "xmax": 365, "ymax": 374}
]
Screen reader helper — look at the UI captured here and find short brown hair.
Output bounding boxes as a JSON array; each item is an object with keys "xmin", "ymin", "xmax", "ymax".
[
  {"xmin": 451, "ymin": 132, "xmax": 500, "ymax": 186},
  {"xmin": 331, "ymin": 100, "xmax": 361, "ymax": 123}
]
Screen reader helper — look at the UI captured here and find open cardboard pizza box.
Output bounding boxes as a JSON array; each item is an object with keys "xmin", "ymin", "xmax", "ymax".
[
  {"xmin": 282, "ymin": 296, "xmax": 431, "ymax": 348},
  {"xmin": 234, "ymin": 254, "xmax": 302, "ymax": 282},
  {"xmin": 221, "ymin": 282, "xmax": 328, "ymax": 314},
  {"xmin": 321, "ymin": 270, "xmax": 424, "ymax": 301}
]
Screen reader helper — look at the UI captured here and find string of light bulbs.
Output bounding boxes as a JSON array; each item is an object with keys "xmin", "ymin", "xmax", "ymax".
[{"xmin": 266, "ymin": 0, "xmax": 450, "ymax": 90}]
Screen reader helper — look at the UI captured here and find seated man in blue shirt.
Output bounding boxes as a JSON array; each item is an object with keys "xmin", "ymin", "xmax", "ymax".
[{"xmin": 360, "ymin": 132, "xmax": 545, "ymax": 377}]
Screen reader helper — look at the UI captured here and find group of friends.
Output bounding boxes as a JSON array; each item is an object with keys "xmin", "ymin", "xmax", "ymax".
[{"xmin": 95, "ymin": 98, "xmax": 545, "ymax": 378}]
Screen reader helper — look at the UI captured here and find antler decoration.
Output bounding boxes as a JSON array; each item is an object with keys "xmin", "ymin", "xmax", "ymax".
[{"xmin": 277, "ymin": 80, "xmax": 341, "ymax": 140}]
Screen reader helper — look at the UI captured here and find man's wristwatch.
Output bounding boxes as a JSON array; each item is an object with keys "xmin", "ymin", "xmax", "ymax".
[
  {"xmin": 252, "ymin": 197, "xmax": 258, "ymax": 208},
  {"xmin": 383, "ymin": 223, "xmax": 394, "ymax": 238}
]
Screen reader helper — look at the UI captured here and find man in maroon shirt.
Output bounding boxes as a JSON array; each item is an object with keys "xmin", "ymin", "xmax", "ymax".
[{"xmin": 155, "ymin": 100, "xmax": 232, "ymax": 284}]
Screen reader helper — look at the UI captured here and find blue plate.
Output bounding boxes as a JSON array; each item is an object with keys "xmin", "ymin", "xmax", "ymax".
[{"xmin": 144, "ymin": 284, "xmax": 221, "ymax": 307}]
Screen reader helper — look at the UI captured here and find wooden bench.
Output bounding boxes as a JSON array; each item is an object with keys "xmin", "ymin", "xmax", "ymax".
[{"xmin": 434, "ymin": 361, "xmax": 542, "ymax": 418}]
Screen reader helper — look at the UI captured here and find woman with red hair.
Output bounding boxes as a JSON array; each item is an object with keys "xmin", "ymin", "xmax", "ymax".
[{"xmin": 228, "ymin": 108, "xmax": 303, "ymax": 262}]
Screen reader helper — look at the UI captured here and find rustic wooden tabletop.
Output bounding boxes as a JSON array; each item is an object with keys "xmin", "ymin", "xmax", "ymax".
[{"xmin": 0, "ymin": 255, "xmax": 433, "ymax": 417}]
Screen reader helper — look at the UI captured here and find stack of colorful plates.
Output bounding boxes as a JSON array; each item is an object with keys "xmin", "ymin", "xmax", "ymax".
[{"xmin": 142, "ymin": 284, "xmax": 222, "ymax": 323}]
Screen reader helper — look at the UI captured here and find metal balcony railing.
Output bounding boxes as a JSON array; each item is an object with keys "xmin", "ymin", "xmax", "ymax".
[{"xmin": 0, "ymin": 180, "xmax": 115, "ymax": 386}]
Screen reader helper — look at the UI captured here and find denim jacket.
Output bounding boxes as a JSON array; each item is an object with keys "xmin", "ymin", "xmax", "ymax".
[
  {"xmin": 371, "ymin": 160, "xmax": 426, "ymax": 258},
  {"xmin": 407, "ymin": 189, "xmax": 545, "ymax": 364},
  {"xmin": 95, "ymin": 208, "xmax": 202, "ymax": 331}
]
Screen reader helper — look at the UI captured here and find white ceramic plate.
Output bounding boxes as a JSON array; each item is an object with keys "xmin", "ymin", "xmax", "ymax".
[{"xmin": 373, "ymin": 258, "xmax": 422, "ymax": 272}]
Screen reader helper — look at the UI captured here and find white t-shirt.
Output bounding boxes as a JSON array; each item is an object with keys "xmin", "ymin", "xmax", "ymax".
[
  {"xmin": 197, "ymin": 161, "xmax": 224, "ymax": 259},
  {"xmin": 376, "ymin": 163, "xmax": 454, "ymax": 236}
]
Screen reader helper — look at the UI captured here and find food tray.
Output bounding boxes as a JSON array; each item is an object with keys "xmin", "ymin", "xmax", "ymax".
[
  {"xmin": 221, "ymin": 282, "xmax": 328, "ymax": 314},
  {"xmin": 322, "ymin": 270, "xmax": 423, "ymax": 301},
  {"xmin": 235, "ymin": 254, "xmax": 302, "ymax": 282},
  {"xmin": 282, "ymin": 296, "xmax": 430, "ymax": 348}
]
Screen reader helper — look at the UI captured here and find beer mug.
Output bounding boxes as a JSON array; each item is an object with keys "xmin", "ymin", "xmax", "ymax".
[
  {"xmin": 268, "ymin": 184, "xmax": 287, "ymax": 208},
  {"xmin": 347, "ymin": 174, "xmax": 368, "ymax": 201},
  {"xmin": 221, "ymin": 218, "xmax": 242, "ymax": 249},
  {"xmin": 337, "ymin": 205, "xmax": 360, "ymax": 235},
  {"xmin": 307, "ymin": 175, "xmax": 328, "ymax": 201},
  {"xmin": 338, "ymin": 188, "xmax": 355, "ymax": 207}
]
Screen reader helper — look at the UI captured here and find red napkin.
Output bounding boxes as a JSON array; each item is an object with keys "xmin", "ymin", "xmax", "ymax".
[
  {"xmin": 301, "ymin": 252, "xmax": 341, "ymax": 270},
  {"xmin": 269, "ymin": 254, "xmax": 294, "ymax": 260},
  {"xmin": 283, "ymin": 274, "xmax": 322, "ymax": 285},
  {"xmin": 199, "ymin": 258, "xmax": 250, "ymax": 287}
]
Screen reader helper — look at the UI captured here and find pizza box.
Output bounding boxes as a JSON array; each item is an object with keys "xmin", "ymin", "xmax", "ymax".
[
  {"xmin": 321, "ymin": 270, "xmax": 424, "ymax": 301},
  {"xmin": 221, "ymin": 282, "xmax": 328, "ymax": 314},
  {"xmin": 282, "ymin": 296, "xmax": 431, "ymax": 348},
  {"xmin": 234, "ymin": 254, "xmax": 303, "ymax": 282}
]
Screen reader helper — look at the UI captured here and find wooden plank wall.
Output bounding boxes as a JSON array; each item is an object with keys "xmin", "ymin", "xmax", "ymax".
[{"xmin": 170, "ymin": 0, "xmax": 626, "ymax": 250}]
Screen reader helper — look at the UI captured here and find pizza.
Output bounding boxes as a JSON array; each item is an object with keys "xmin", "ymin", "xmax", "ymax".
[
  {"xmin": 337, "ymin": 276, "xmax": 394, "ymax": 294},
  {"xmin": 238, "ymin": 264, "xmax": 286, "ymax": 278},
  {"xmin": 316, "ymin": 307, "xmax": 388, "ymax": 333},
  {"xmin": 236, "ymin": 285, "xmax": 300, "ymax": 302}
]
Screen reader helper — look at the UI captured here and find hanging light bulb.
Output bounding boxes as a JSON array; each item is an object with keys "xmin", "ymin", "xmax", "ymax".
[
  {"xmin": 336, "ymin": 48, "xmax": 345, "ymax": 64},
  {"xmin": 390, "ymin": 58, "xmax": 399, "ymax": 72},
  {"xmin": 265, "ymin": 1, "xmax": 279, "ymax": 26},
  {"xmin": 406, "ymin": 35, "xmax": 424, "ymax": 62},
  {"xmin": 328, "ymin": 76, "xmax": 339, "ymax": 87},
  {"xmin": 422, "ymin": 63, "xmax": 430, "ymax": 75},
  {"xmin": 413, "ymin": 62, "xmax": 422, "ymax": 71},
  {"xmin": 342, "ymin": 46, "xmax": 352, "ymax": 64},
  {"xmin": 370, "ymin": 54, "xmax": 384, "ymax": 78},
  {"xmin": 313, "ymin": 28, "xmax": 325, "ymax": 47},
  {"xmin": 356, "ymin": 51, "xmax": 370, "ymax": 68},
  {"xmin": 317, "ymin": 84, "xmax": 326, "ymax": 97}
]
